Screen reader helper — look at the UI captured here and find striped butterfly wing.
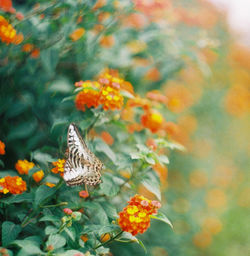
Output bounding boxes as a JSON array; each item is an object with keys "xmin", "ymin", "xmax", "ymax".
[{"xmin": 63, "ymin": 123, "xmax": 103, "ymax": 186}]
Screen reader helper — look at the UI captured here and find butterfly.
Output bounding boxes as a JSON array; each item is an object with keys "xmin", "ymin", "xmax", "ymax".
[{"xmin": 63, "ymin": 123, "xmax": 103, "ymax": 186}]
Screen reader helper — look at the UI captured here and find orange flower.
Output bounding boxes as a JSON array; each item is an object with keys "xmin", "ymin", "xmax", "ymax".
[
  {"xmin": 127, "ymin": 123, "xmax": 143, "ymax": 133},
  {"xmin": 146, "ymin": 90, "xmax": 167, "ymax": 104},
  {"xmin": 146, "ymin": 138, "xmax": 157, "ymax": 151},
  {"xmin": 93, "ymin": 0, "xmax": 106, "ymax": 10},
  {"xmin": 51, "ymin": 159, "xmax": 65, "ymax": 175},
  {"xmin": 224, "ymin": 84, "xmax": 250, "ymax": 117},
  {"xmin": 13, "ymin": 33, "xmax": 23, "ymax": 44},
  {"xmin": 98, "ymin": 69, "xmax": 134, "ymax": 94},
  {"xmin": 127, "ymin": 97, "xmax": 150, "ymax": 110},
  {"xmin": 0, "ymin": 16, "xmax": 16, "ymax": 44},
  {"xmin": 30, "ymin": 48, "xmax": 40, "ymax": 58},
  {"xmin": 141, "ymin": 110, "xmax": 164, "ymax": 133},
  {"xmin": 99, "ymin": 35, "xmax": 115, "ymax": 48},
  {"xmin": 80, "ymin": 234, "xmax": 88, "ymax": 242},
  {"xmin": 118, "ymin": 194, "xmax": 161, "ymax": 236},
  {"xmin": 101, "ymin": 131, "xmax": 114, "ymax": 145},
  {"xmin": 75, "ymin": 81, "xmax": 101, "ymax": 112},
  {"xmin": 99, "ymin": 85, "xmax": 123, "ymax": 111},
  {"xmin": 165, "ymin": 84, "xmax": 194, "ymax": 113},
  {"xmin": 22, "ymin": 43, "xmax": 34, "ymax": 52},
  {"xmin": 15, "ymin": 159, "xmax": 35, "ymax": 175},
  {"xmin": 0, "ymin": 140, "xmax": 5, "ymax": 155},
  {"xmin": 79, "ymin": 190, "xmax": 89, "ymax": 198},
  {"xmin": 70, "ymin": 28, "xmax": 85, "ymax": 41},
  {"xmin": 0, "ymin": 0, "xmax": 15, "ymax": 13},
  {"xmin": 0, "ymin": 176, "xmax": 26, "ymax": 194},
  {"xmin": 32, "ymin": 170, "xmax": 44, "ymax": 183},
  {"xmin": 45, "ymin": 182, "xmax": 56, "ymax": 188},
  {"xmin": 144, "ymin": 67, "xmax": 161, "ymax": 82}
]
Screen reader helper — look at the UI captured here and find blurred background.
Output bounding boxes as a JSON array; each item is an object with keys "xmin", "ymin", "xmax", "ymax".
[{"xmin": 1, "ymin": 0, "xmax": 249, "ymax": 255}]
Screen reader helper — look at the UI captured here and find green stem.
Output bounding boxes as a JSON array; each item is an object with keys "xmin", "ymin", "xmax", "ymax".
[
  {"xmin": 94, "ymin": 230, "xmax": 124, "ymax": 250},
  {"xmin": 41, "ymin": 201, "xmax": 68, "ymax": 208}
]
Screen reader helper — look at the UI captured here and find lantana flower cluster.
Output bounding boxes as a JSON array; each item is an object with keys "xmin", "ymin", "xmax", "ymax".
[
  {"xmin": 51, "ymin": 159, "xmax": 65, "ymax": 176},
  {"xmin": 75, "ymin": 70, "xmax": 134, "ymax": 112},
  {"xmin": 0, "ymin": 140, "xmax": 5, "ymax": 155},
  {"xmin": 118, "ymin": 194, "xmax": 161, "ymax": 236},
  {"xmin": 15, "ymin": 159, "xmax": 44, "ymax": 183},
  {"xmin": 0, "ymin": 15, "xmax": 23, "ymax": 44},
  {"xmin": 0, "ymin": 176, "xmax": 26, "ymax": 194}
]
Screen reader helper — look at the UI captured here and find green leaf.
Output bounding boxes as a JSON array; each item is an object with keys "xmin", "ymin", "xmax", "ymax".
[
  {"xmin": 2, "ymin": 221, "xmax": 22, "ymax": 246},
  {"xmin": 150, "ymin": 212, "xmax": 173, "ymax": 229},
  {"xmin": 48, "ymin": 77, "xmax": 72, "ymax": 94},
  {"xmin": 118, "ymin": 232, "xmax": 147, "ymax": 252},
  {"xmin": 34, "ymin": 185, "xmax": 57, "ymax": 208},
  {"xmin": 94, "ymin": 138, "xmax": 116, "ymax": 163},
  {"xmin": 12, "ymin": 240, "xmax": 44, "ymax": 255},
  {"xmin": 0, "ymin": 159, "xmax": 4, "ymax": 167},
  {"xmin": 64, "ymin": 227, "xmax": 76, "ymax": 242},
  {"xmin": 145, "ymin": 155, "xmax": 155, "ymax": 165},
  {"xmin": 83, "ymin": 202, "xmax": 109, "ymax": 225},
  {"xmin": 45, "ymin": 225, "xmax": 58, "ymax": 235},
  {"xmin": 46, "ymin": 234, "xmax": 66, "ymax": 250},
  {"xmin": 31, "ymin": 151, "xmax": 56, "ymax": 165},
  {"xmin": 141, "ymin": 171, "xmax": 161, "ymax": 200},
  {"xmin": 7, "ymin": 121, "xmax": 37, "ymax": 141},
  {"xmin": 136, "ymin": 238, "xmax": 147, "ymax": 254},
  {"xmin": 39, "ymin": 215, "xmax": 61, "ymax": 223},
  {"xmin": 40, "ymin": 48, "xmax": 59, "ymax": 74},
  {"xmin": 100, "ymin": 201, "xmax": 118, "ymax": 219},
  {"xmin": 0, "ymin": 193, "xmax": 33, "ymax": 204},
  {"xmin": 130, "ymin": 152, "xmax": 142, "ymax": 160},
  {"xmin": 0, "ymin": 170, "xmax": 17, "ymax": 178},
  {"xmin": 157, "ymin": 154, "xmax": 169, "ymax": 164},
  {"xmin": 99, "ymin": 175, "xmax": 119, "ymax": 197}
]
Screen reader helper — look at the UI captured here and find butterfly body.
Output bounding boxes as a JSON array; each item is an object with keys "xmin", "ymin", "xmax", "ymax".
[{"xmin": 63, "ymin": 123, "xmax": 103, "ymax": 186}]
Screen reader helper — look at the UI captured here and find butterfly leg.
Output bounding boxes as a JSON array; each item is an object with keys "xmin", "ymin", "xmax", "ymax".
[{"xmin": 85, "ymin": 183, "xmax": 88, "ymax": 194}]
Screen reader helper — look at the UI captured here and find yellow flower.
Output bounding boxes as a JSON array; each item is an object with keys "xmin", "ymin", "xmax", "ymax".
[
  {"xmin": 15, "ymin": 160, "xmax": 35, "ymax": 175},
  {"xmin": 32, "ymin": 170, "xmax": 44, "ymax": 183}
]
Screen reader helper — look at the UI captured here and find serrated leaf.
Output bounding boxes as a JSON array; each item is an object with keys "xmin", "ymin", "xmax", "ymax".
[
  {"xmin": 46, "ymin": 234, "xmax": 66, "ymax": 249},
  {"xmin": 0, "ymin": 193, "xmax": 33, "ymax": 204},
  {"xmin": 34, "ymin": 185, "xmax": 57, "ymax": 208},
  {"xmin": 150, "ymin": 212, "xmax": 173, "ymax": 229},
  {"xmin": 157, "ymin": 154, "xmax": 169, "ymax": 164},
  {"xmin": 39, "ymin": 215, "xmax": 61, "ymax": 223},
  {"xmin": 144, "ymin": 156, "xmax": 155, "ymax": 165},
  {"xmin": 45, "ymin": 225, "xmax": 58, "ymax": 235},
  {"xmin": 130, "ymin": 152, "xmax": 142, "ymax": 160},
  {"xmin": 64, "ymin": 227, "xmax": 76, "ymax": 242},
  {"xmin": 141, "ymin": 171, "xmax": 161, "ymax": 200},
  {"xmin": 12, "ymin": 240, "xmax": 44, "ymax": 254},
  {"xmin": 31, "ymin": 151, "xmax": 56, "ymax": 165},
  {"xmin": 99, "ymin": 175, "xmax": 119, "ymax": 197},
  {"xmin": 2, "ymin": 221, "xmax": 22, "ymax": 246},
  {"xmin": 94, "ymin": 138, "xmax": 116, "ymax": 163},
  {"xmin": 98, "ymin": 224, "xmax": 120, "ymax": 236}
]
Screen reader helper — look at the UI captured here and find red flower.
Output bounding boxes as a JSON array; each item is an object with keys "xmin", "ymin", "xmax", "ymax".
[
  {"xmin": 118, "ymin": 194, "xmax": 161, "ymax": 236},
  {"xmin": 63, "ymin": 208, "xmax": 73, "ymax": 215},
  {"xmin": 141, "ymin": 110, "xmax": 164, "ymax": 133},
  {"xmin": 79, "ymin": 190, "xmax": 89, "ymax": 198},
  {"xmin": 0, "ymin": 176, "xmax": 26, "ymax": 194}
]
